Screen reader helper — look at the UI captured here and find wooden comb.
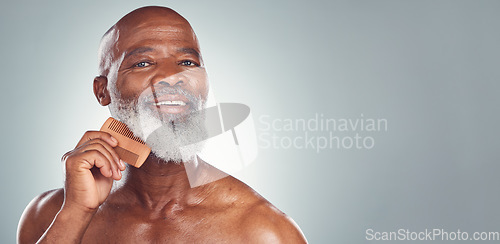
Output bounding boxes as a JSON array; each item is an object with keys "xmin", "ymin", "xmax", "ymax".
[{"xmin": 100, "ymin": 117, "xmax": 151, "ymax": 168}]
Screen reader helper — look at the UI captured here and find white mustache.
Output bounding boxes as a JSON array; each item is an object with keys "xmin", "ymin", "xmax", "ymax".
[{"xmin": 140, "ymin": 85, "xmax": 201, "ymax": 108}]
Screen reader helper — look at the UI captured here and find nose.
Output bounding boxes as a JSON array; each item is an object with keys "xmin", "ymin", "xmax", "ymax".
[
  {"xmin": 151, "ymin": 60, "xmax": 186, "ymax": 87},
  {"xmin": 157, "ymin": 80, "xmax": 183, "ymax": 87}
]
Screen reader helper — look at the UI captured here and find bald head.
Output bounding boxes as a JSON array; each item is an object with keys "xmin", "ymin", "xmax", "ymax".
[
  {"xmin": 114, "ymin": 6, "xmax": 190, "ymax": 32},
  {"xmin": 97, "ymin": 6, "xmax": 199, "ymax": 77}
]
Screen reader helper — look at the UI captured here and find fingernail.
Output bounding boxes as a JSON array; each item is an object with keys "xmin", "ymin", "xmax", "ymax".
[
  {"xmin": 109, "ymin": 169, "xmax": 113, "ymax": 176},
  {"xmin": 120, "ymin": 159, "xmax": 126, "ymax": 169},
  {"xmin": 110, "ymin": 136, "xmax": 118, "ymax": 144}
]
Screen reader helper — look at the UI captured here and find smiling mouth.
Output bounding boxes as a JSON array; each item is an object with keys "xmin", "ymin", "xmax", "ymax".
[
  {"xmin": 146, "ymin": 89, "xmax": 194, "ymax": 115},
  {"xmin": 149, "ymin": 99, "xmax": 191, "ymax": 115},
  {"xmin": 154, "ymin": 100, "xmax": 187, "ymax": 106}
]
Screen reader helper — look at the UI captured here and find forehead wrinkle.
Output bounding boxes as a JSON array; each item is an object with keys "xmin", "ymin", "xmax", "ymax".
[
  {"xmin": 116, "ymin": 27, "xmax": 198, "ymax": 53},
  {"xmin": 120, "ymin": 27, "xmax": 197, "ymax": 44},
  {"xmin": 116, "ymin": 34, "xmax": 201, "ymax": 62}
]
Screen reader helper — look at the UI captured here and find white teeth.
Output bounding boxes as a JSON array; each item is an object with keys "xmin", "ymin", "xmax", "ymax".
[{"xmin": 155, "ymin": 101, "xmax": 186, "ymax": 106}]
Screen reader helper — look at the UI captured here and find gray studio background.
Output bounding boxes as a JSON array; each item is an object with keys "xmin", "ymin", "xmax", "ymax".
[{"xmin": 2, "ymin": 0, "xmax": 500, "ymax": 243}]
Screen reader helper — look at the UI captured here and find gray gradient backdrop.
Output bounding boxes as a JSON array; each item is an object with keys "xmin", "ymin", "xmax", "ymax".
[{"xmin": 2, "ymin": 0, "xmax": 500, "ymax": 243}]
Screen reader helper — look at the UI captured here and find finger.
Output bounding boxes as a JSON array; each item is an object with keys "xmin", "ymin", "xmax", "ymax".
[
  {"xmin": 76, "ymin": 131, "xmax": 118, "ymax": 149},
  {"xmin": 81, "ymin": 143, "xmax": 121, "ymax": 180},
  {"xmin": 61, "ymin": 150, "xmax": 74, "ymax": 162},
  {"xmin": 84, "ymin": 139, "xmax": 123, "ymax": 170},
  {"xmin": 82, "ymin": 150, "xmax": 113, "ymax": 178},
  {"xmin": 69, "ymin": 150, "xmax": 114, "ymax": 178}
]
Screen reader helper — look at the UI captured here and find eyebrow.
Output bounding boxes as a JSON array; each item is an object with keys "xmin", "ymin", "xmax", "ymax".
[
  {"xmin": 124, "ymin": 47, "xmax": 154, "ymax": 59},
  {"xmin": 123, "ymin": 46, "xmax": 201, "ymax": 60},
  {"xmin": 178, "ymin": 47, "xmax": 201, "ymax": 58}
]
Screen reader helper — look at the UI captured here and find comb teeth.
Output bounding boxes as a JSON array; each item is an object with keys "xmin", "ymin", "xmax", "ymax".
[{"xmin": 108, "ymin": 120, "xmax": 146, "ymax": 145}]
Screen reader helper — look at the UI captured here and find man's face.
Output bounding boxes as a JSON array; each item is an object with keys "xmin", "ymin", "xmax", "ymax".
[
  {"xmin": 104, "ymin": 12, "xmax": 209, "ymax": 163},
  {"xmin": 111, "ymin": 14, "xmax": 208, "ymax": 117}
]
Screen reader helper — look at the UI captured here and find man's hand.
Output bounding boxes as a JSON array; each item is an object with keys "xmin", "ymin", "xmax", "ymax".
[
  {"xmin": 17, "ymin": 131, "xmax": 127, "ymax": 244},
  {"xmin": 62, "ymin": 131, "xmax": 126, "ymax": 212}
]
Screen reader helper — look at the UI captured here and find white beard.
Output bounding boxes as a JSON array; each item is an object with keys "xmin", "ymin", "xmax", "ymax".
[{"xmin": 108, "ymin": 85, "xmax": 207, "ymax": 163}]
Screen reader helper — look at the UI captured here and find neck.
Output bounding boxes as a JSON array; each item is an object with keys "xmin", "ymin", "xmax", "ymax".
[{"xmin": 120, "ymin": 155, "xmax": 212, "ymax": 209}]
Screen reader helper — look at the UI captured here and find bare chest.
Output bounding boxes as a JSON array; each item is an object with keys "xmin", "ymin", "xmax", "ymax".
[{"xmin": 80, "ymin": 206, "xmax": 242, "ymax": 243}]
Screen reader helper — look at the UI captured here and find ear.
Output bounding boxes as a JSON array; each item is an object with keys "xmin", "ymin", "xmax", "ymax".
[{"xmin": 93, "ymin": 76, "xmax": 111, "ymax": 106}]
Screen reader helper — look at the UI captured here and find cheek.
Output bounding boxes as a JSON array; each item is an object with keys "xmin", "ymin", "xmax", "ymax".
[
  {"xmin": 195, "ymin": 80, "xmax": 209, "ymax": 100},
  {"xmin": 116, "ymin": 72, "xmax": 153, "ymax": 99},
  {"xmin": 187, "ymin": 71, "xmax": 209, "ymax": 99}
]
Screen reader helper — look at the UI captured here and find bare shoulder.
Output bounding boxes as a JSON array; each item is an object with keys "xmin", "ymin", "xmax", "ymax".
[
  {"xmin": 17, "ymin": 188, "xmax": 64, "ymax": 244},
  {"xmin": 215, "ymin": 177, "xmax": 308, "ymax": 243},
  {"xmin": 238, "ymin": 198, "xmax": 307, "ymax": 243}
]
